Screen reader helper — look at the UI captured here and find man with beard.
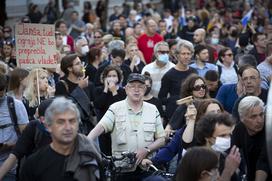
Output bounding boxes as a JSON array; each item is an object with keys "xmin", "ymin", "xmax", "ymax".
[
  {"xmin": 193, "ymin": 28, "xmax": 216, "ymax": 63},
  {"xmin": 189, "ymin": 44, "xmax": 217, "ymax": 77},
  {"xmin": 55, "ymin": 54, "xmax": 96, "ymax": 134}
]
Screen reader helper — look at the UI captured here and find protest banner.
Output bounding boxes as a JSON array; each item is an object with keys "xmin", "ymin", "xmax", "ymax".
[{"xmin": 15, "ymin": 23, "xmax": 57, "ymax": 68}]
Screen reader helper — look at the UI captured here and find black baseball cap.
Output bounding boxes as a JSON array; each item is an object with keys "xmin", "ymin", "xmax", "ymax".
[{"xmin": 127, "ymin": 73, "xmax": 145, "ymax": 84}]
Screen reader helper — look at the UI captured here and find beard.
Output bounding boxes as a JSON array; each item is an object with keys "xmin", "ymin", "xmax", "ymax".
[{"xmin": 72, "ymin": 68, "xmax": 84, "ymax": 78}]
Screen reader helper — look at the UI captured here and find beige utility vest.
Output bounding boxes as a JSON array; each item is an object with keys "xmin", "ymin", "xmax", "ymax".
[{"xmin": 109, "ymin": 100, "xmax": 158, "ymax": 171}]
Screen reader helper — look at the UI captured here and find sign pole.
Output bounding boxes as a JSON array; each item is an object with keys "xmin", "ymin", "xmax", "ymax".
[{"xmin": 36, "ymin": 69, "xmax": 41, "ymax": 105}]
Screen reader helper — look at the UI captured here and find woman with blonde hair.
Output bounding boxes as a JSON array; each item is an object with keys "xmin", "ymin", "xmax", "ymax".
[{"xmin": 24, "ymin": 68, "xmax": 55, "ymax": 119}]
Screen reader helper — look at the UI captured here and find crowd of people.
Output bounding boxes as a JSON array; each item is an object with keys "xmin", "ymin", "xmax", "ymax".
[{"xmin": 0, "ymin": 0, "xmax": 272, "ymax": 180}]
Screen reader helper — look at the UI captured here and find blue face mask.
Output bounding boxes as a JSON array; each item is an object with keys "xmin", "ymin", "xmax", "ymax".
[
  {"xmin": 211, "ymin": 38, "xmax": 219, "ymax": 45},
  {"xmin": 157, "ymin": 54, "xmax": 169, "ymax": 64}
]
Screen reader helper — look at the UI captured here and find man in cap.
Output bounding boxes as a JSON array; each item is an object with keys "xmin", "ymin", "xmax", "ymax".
[{"xmin": 88, "ymin": 73, "xmax": 165, "ymax": 181}]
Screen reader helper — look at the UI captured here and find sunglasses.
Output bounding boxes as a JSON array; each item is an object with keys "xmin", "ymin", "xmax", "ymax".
[
  {"xmin": 193, "ymin": 84, "xmax": 207, "ymax": 91},
  {"xmin": 158, "ymin": 50, "xmax": 169, "ymax": 54}
]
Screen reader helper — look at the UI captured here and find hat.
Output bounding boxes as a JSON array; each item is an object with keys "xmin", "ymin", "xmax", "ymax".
[
  {"xmin": 127, "ymin": 73, "xmax": 145, "ymax": 84},
  {"xmin": 38, "ymin": 98, "xmax": 54, "ymax": 117}
]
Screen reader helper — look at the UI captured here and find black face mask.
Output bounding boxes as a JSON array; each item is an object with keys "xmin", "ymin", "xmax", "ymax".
[
  {"xmin": 230, "ymin": 30, "xmax": 238, "ymax": 37},
  {"xmin": 144, "ymin": 86, "xmax": 151, "ymax": 96}
]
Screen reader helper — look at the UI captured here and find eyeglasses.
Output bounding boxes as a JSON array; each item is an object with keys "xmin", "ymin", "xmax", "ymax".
[
  {"xmin": 192, "ymin": 84, "xmax": 207, "ymax": 91},
  {"xmin": 127, "ymin": 84, "xmax": 146, "ymax": 90},
  {"xmin": 158, "ymin": 50, "xmax": 169, "ymax": 54},
  {"xmin": 94, "ymin": 36, "xmax": 102, "ymax": 38},
  {"xmin": 224, "ymin": 53, "xmax": 233, "ymax": 57}
]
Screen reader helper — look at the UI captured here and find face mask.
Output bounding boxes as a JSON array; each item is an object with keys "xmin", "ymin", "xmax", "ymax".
[
  {"xmin": 230, "ymin": 30, "xmax": 238, "ymax": 37},
  {"xmin": 157, "ymin": 54, "xmax": 169, "ymax": 64},
  {"xmin": 212, "ymin": 137, "xmax": 231, "ymax": 153},
  {"xmin": 81, "ymin": 45, "xmax": 89, "ymax": 55},
  {"xmin": 144, "ymin": 86, "xmax": 151, "ymax": 96},
  {"xmin": 211, "ymin": 38, "xmax": 219, "ymax": 45},
  {"xmin": 107, "ymin": 77, "xmax": 118, "ymax": 84}
]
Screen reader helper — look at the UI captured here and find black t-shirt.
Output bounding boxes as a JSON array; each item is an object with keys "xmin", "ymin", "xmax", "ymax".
[
  {"xmin": 85, "ymin": 64, "xmax": 98, "ymax": 83},
  {"xmin": 55, "ymin": 77, "xmax": 78, "ymax": 96},
  {"xmin": 232, "ymin": 88, "xmax": 268, "ymax": 122},
  {"xmin": 123, "ymin": 58, "xmax": 145, "ymax": 74},
  {"xmin": 158, "ymin": 67, "xmax": 196, "ymax": 119},
  {"xmin": 12, "ymin": 120, "xmax": 52, "ymax": 159},
  {"xmin": 168, "ymin": 104, "xmax": 187, "ymax": 130},
  {"xmin": 55, "ymin": 77, "xmax": 95, "ymax": 102},
  {"xmin": 94, "ymin": 86, "xmax": 126, "ymax": 120},
  {"xmin": 231, "ymin": 122, "xmax": 265, "ymax": 181},
  {"xmin": 20, "ymin": 145, "xmax": 76, "ymax": 181}
]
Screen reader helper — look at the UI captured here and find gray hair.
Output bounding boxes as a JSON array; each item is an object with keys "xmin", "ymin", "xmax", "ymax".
[
  {"xmin": 175, "ymin": 39, "xmax": 194, "ymax": 54},
  {"xmin": 153, "ymin": 41, "xmax": 169, "ymax": 54},
  {"xmin": 108, "ymin": 40, "xmax": 125, "ymax": 54},
  {"xmin": 75, "ymin": 36, "xmax": 87, "ymax": 47},
  {"xmin": 45, "ymin": 97, "xmax": 81, "ymax": 126},
  {"xmin": 238, "ymin": 96, "xmax": 265, "ymax": 119}
]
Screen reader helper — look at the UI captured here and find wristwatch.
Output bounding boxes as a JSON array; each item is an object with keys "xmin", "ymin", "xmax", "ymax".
[{"xmin": 144, "ymin": 147, "xmax": 151, "ymax": 153}]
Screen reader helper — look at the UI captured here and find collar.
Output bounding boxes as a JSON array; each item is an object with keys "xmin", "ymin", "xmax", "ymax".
[{"xmin": 125, "ymin": 98, "xmax": 143, "ymax": 114}]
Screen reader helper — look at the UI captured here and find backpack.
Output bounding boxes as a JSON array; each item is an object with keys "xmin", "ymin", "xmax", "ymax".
[
  {"xmin": 7, "ymin": 96, "xmax": 21, "ymax": 136},
  {"xmin": 217, "ymin": 64, "xmax": 239, "ymax": 79},
  {"xmin": 60, "ymin": 80, "xmax": 96, "ymax": 135}
]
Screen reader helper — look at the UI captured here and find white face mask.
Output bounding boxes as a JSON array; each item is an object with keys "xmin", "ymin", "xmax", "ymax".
[
  {"xmin": 81, "ymin": 45, "xmax": 89, "ymax": 55},
  {"xmin": 211, "ymin": 137, "xmax": 231, "ymax": 153},
  {"xmin": 107, "ymin": 77, "xmax": 118, "ymax": 84}
]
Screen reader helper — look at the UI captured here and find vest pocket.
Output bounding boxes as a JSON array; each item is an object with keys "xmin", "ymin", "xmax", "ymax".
[
  {"xmin": 143, "ymin": 123, "xmax": 155, "ymax": 142},
  {"xmin": 115, "ymin": 119, "xmax": 127, "ymax": 145}
]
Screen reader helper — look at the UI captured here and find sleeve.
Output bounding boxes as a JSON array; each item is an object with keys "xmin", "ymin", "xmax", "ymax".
[
  {"xmin": 14, "ymin": 99, "xmax": 29, "ymax": 125},
  {"xmin": 94, "ymin": 67, "xmax": 104, "ymax": 86},
  {"xmin": 215, "ymin": 85, "xmax": 227, "ymax": 106},
  {"xmin": 168, "ymin": 105, "xmax": 186, "ymax": 130},
  {"xmin": 11, "ymin": 121, "xmax": 37, "ymax": 159},
  {"xmin": 256, "ymin": 144, "xmax": 271, "ymax": 174},
  {"xmin": 98, "ymin": 107, "xmax": 115, "ymax": 133},
  {"xmin": 232, "ymin": 97, "xmax": 242, "ymax": 122},
  {"xmin": 158, "ymin": 73, "xmax": 170, "ymax": 105},
  {"xmin": 257, "ymin": 65, "xmax": 270, "ymax": 90},
  {"xmin": 151, "ymin": 128, "xmax": 183, "ymax": 165},
  {"xmin": 94, "ymin": 87, "xmax": 109, "ymax": 110},
  {"xmin": 154, "ymin": 99, "xmax": 166, "ymax": 120}
]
